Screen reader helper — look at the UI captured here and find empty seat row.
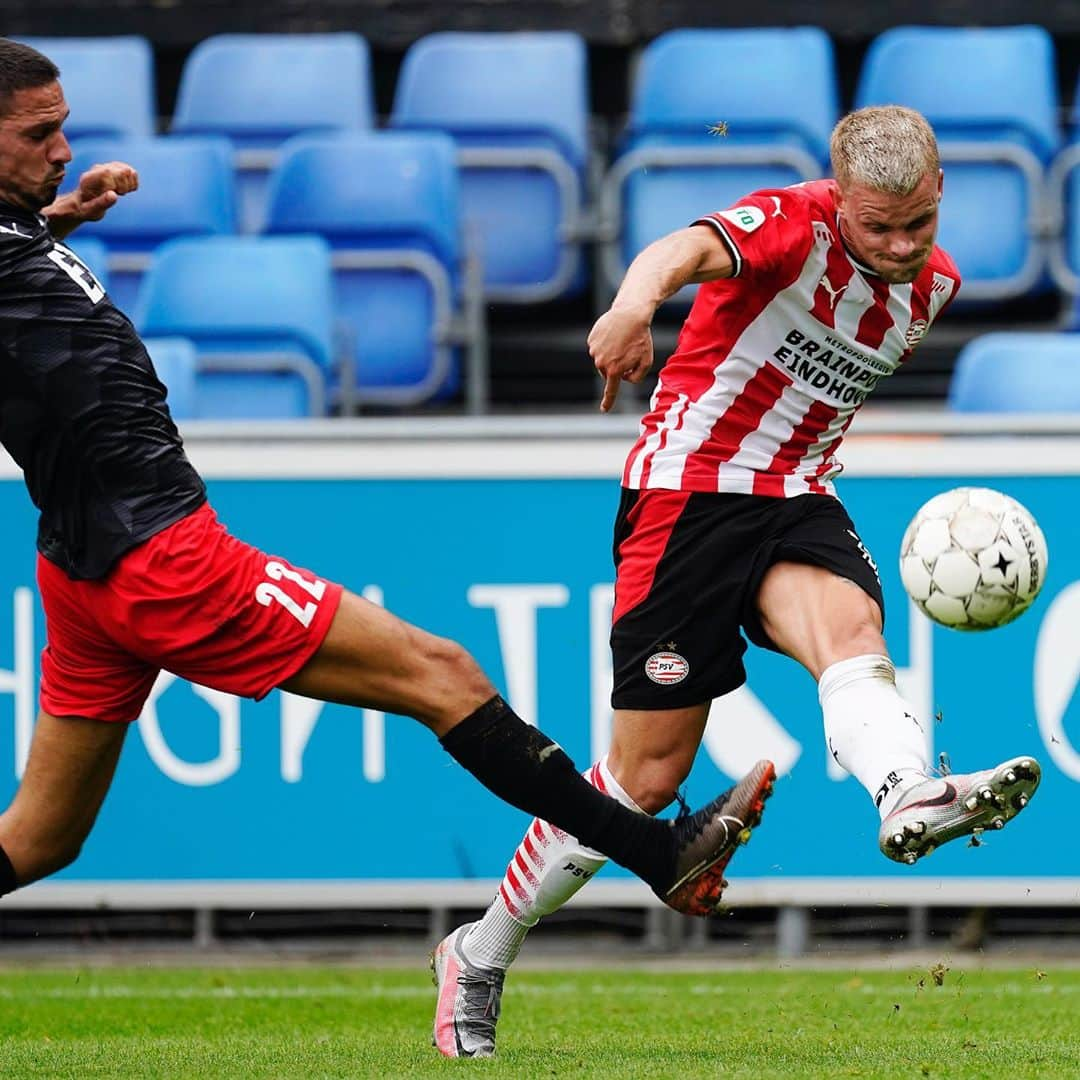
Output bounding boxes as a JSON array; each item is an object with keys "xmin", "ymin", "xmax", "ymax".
[
  {"xmin": 24, "ymin": 31, "xmax": 585, "ymax": 302},
  {"xmin": 92, "ymin": 241, "xmax": 1080, "ymax": 421},
  {"xmin": 30, "ymin": 25, "xmax": 1080, "ymax": 312},
  {"xmin": 76, "ymin": 231, "xmax": 473, "ymax": 421},
  {"xmin": 67, "ymin": 135, "xmax": 486, "ymax": 416},
  {"xmin": 60, "ymin": 133, "xmax": 485, "ymax": 413}
]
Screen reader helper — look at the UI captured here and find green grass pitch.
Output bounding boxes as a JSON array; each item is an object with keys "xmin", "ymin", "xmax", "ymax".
[{"xmin": 0, "ymin": 964, "xmax": 1078, "ymax": 1077}]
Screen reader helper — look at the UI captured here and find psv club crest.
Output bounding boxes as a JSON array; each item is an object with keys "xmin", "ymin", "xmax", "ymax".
[
  {"xmin": 905, "ymin": 319, "xmax": 928, "ymax": 347},
  {"xmin": 644, "ymin": 650, "xmax": 690, "ymax": 685}
]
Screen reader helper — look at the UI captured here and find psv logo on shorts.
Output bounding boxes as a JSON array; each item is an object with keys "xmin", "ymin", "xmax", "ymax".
[{"xmin": 644, "ymin": 651, "xmax": 690, "ymax": 685}]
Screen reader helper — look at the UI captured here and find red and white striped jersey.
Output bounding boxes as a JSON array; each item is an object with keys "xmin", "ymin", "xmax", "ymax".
[{"xmin": 622, "ymin": 179, "xmax": 961, "ymax": 496}]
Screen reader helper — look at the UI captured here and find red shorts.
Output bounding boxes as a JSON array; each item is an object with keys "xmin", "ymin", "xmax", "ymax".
[{"xmin": 37, "ymin": 503, "xmax": 344, "ymax": 722}]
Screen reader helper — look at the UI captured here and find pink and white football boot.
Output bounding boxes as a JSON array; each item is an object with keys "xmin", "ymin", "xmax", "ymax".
[
  {"xmin": 879, "ymin": 755, "xmax": 1041, "ymax": 865},
  {"xmin": 431, "ymin": 923, "xmax": 504, "ymax": 1058}
]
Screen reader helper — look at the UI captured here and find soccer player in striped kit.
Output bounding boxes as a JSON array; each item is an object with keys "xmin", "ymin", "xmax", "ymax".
[
  {"xmin": 433, "ymin": 106, "xmax": 1042, "ymax": 1057},
  {"xmin": 0, "ymin": 37, "xmax": 775, "ymax": 970}
]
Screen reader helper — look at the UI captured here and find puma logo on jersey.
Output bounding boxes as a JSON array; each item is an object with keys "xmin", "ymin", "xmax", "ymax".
[
  {"xmin": 818, "ymin": 273, "xmax": 848, "ymax": 309},
  {"xmin": 768, "ymin": 195, "xmax": 786, "ymax": 219},
  {"xmin": 0, "ymin": 222, "xmax": 30, "ymax": 238}
]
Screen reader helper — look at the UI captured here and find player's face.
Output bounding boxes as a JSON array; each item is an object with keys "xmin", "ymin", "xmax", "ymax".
[
  {"xmin": 0, "ymin": 81, "xmax": 72, "ymax": 212},
  {"xmin": 836, "ymin": 170, "xmax": 943, "ymax": 284}
]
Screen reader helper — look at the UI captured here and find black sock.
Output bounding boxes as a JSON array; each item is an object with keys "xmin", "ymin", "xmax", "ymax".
[
  {"xmin": 440, "ymin": 696, "xmax": 674, "ymax": 887},
  {"xmin": 0, "ymin": 843, "xmax": 16, "ymax": 897}
]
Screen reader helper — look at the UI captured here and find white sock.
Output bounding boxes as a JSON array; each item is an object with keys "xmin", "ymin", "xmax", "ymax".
[
  {"xmin": 460, "ymin": 757, "xmax": 646, "ymax": 970},
  {"xmin": 819, "ymin": 654, "xmax": 931, "ymax": 819}
]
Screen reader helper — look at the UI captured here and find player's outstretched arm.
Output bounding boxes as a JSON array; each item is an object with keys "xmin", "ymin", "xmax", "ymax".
[
  {"xmin": 42, "ymin": 161, "xmax": 139, "ymax": 240},
  {"xmin": 590, "ymin": 225, "xmax": 734, "ymax": 412}
]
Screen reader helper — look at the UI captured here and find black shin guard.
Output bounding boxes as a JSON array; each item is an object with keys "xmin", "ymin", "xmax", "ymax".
[
  {"xmin": 0, "ymin": 843, "xmax": 16, "ymax": 897},
  {"xmin": 440, "ymin": 696, "xmax": 671, "ymax": 885}
]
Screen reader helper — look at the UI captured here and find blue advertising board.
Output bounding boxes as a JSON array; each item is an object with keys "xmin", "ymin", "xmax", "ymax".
[{"xmin": 0, "ymin": 441, "xmax": 1077, "ymax": 898}]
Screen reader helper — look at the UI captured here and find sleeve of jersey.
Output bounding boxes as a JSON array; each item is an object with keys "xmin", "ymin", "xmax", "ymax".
[{"xmin": 693, "ymin": 191, "xmax": 813, "ymax": 285}]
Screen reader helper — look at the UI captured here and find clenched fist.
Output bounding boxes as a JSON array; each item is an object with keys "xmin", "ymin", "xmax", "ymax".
[{"xmin": 70, "ymin": 161, "xmax": 139, "ymax": 222}]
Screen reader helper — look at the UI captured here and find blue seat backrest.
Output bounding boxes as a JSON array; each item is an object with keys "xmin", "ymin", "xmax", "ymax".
[
  {"xmin": 142, "ymin": 336, "xmax": 198, "ymax": 420},
  {"xmin": 949, "ymin": 333, "xmax": 1080, "ymax": 412},
  {"xmin": 265, "ymin": 132, "xmax": 460, "ymax": 271},
  {"xmin": 856, "ymin": 26, "xmax": 1060, "ymax": 161},
  {"xmin": 391, "ymin": 31, "xmax": 588, "ymax": 170},
  {"xmin": 135, "ymin": 235, "xmax": 334, "ymax": 373},
  {"xmin": 17, "ymin": 36, "xmax": 155, "ymax": 139},
  {"xmin": 265, "ymin": 132, "xmax": 461, "ymax": 397},
  {"xmin": 391, "ymin": 32, "xmax": 588, "ymax": 299},
  {"xmin": 64, "ymin": 136, "xmax": 236, "ymax": 247},
  {"xmin": 627, "ymin": 28, "xmax": 838, "ymax": 161},
  {"xmin": 171, "ymin": 33, "xmax": 374, "ymax": 148}
]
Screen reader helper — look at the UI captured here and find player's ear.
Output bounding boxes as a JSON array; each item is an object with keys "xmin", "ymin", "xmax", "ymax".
[
  {"xmin": 936, "ymin": 169, "xmax": 943, "ymax": 201},
  {"xmin": 833, "ymin": 181, "xmax": 847, "ymax": 217}
]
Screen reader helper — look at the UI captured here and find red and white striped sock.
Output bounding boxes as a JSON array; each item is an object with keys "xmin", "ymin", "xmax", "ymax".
[{"xmin": 461, "ymin": 757, "xmax": 646, "ymax": 970}]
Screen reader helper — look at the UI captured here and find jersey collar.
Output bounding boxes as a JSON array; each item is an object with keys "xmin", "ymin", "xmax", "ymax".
[{"xmin": 0, "ymin": 200, "xmax": 44, "ymax": 234}]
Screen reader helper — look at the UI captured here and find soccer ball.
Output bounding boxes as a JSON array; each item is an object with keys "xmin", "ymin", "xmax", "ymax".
[{"xmin": 899, "ymin": 487, "xmax": 1048, "ymax": 631}]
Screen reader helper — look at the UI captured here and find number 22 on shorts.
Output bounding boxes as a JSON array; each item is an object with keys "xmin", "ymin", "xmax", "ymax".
[{"xmin": 254, "ymin": 561, "xmax": 326, "ymax": 628}]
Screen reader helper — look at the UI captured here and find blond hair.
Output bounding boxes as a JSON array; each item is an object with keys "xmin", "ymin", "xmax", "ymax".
[{"xmin": 829, "ymin": 106, "xmax": 940, "ymax": 195}]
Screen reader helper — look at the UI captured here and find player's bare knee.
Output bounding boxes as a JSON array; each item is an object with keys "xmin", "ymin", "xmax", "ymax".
[
  {"xmin": 405, "ymin": 630, "xmax": 491, "ymax": 729},
  {"xmin": 424, "ymin": 634, "xmax": 486, "ymax": 694}
]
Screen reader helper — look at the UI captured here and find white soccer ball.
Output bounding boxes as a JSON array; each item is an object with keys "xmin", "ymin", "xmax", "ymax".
[{"xmin": 899, "ymin": 487, "xmax": 1048, "ymax": 631}]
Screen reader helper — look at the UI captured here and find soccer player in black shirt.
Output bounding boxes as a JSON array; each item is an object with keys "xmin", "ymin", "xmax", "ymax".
[{"xmin": 0, "ymin": 39, "xmax": 774, "ymax": 944}]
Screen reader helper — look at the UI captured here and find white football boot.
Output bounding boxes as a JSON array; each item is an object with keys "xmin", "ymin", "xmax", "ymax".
[
  {"xmin": 879, "ymin": 756, "xmax": 1041, "ymax": 865},
  {"xmin": 431, "ymin": 923, "xmax": 504, "ymax": 1058}
]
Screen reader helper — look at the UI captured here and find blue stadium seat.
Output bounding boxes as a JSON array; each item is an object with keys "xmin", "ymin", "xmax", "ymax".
[
  {"xmin": 61, "ymin": 236, "xmax": 109, "ymax": 293},
  {"xmin": 265, "ymin": 132, "xmax": 485, "ymax": 409},
  {"xmin": 390, "ymin": 31, "xmax": 589, "ymax": 302},
  {"xmin": 135, "ymin": 236, "xmax": 335, "ymax": 418},
  {"xmin": 143, "ymin": 337, "xmax": 198, "ymax": 421},
  {"xmin": 17, "ymin": 36, "xmax": 155, "ymax": 139},
  {"xmin": 63, "ymin": 136, "xmax": 235, "ymax": 313},
  {"xmin": 171, "ymin": 33, "xmax": 374, "ymax": 233},
  {"xmin": 856, "ymin": 26, "xmax": 1059, "ymax": 302},
  {"xmin": 602, "ymin": 28, "xmax": 838, "ymax": 298},
  {"xmin": 948, "ymin": 333, "xmax": 1080, "ymax": 412}
]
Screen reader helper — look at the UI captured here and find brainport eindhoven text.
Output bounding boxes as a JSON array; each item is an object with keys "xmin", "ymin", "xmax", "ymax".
[{"xmin": 772, "ymin": 328, "xmax": 894, "ymax": 405}]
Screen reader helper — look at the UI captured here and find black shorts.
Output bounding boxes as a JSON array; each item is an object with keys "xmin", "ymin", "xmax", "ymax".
[{"xmin": 610, "ymin": 489, "xmax": 884, "ymax": 710}]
